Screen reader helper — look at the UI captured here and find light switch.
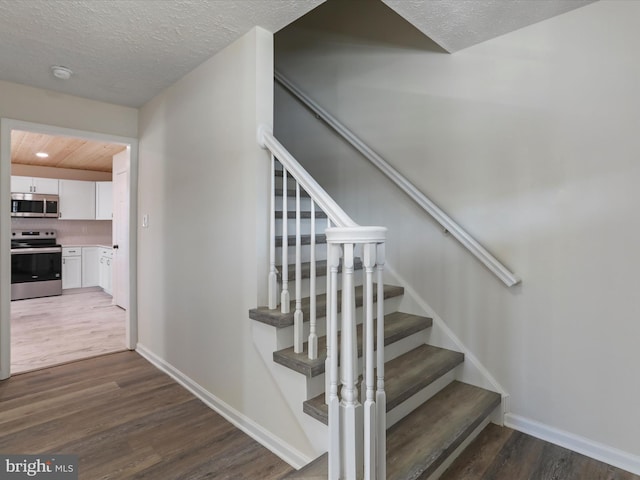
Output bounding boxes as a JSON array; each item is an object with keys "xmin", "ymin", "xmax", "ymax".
[{"xmin": 142, "ymin": 214, "xmax": 149, "ymax": 228}]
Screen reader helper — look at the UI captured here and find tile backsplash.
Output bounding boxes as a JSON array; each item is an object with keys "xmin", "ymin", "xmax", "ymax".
[{"xmin": 11, "ymin": 218, "xmax": 112, "ymax": 246}]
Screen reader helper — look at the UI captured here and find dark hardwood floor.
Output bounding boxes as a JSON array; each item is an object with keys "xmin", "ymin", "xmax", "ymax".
[
  {"xmin": 0, "ymin": 351, "xmax": 293, "ymax": 479},
  {"xmin": 441, "ymin": 423, "xmax": 640, "ymax": 480},
  {"xmin": 2, "ymin": 351, "xmax": 637, "ymax": 480}
]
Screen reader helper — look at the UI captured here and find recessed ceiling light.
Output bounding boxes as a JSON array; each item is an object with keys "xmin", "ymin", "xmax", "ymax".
[
  {"xmin": 51, "ymin": 65, "xmax": 73, "ymax": 80},
  {"xmin": 36, "ymin": 152, "xmax": 49, "ymax": 158}
]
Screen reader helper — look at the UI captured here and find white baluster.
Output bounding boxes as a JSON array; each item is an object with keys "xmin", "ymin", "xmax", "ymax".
[
  {"xmin": 268, "ymin": 155, "xmax": 278, "ymax": 310},
  {"xmin": 308, "ymin": 199, "xmax": 318, "ymax": 359},
  {"xmin": 328, "ymin": 242, "xmax": 341, "ymax": 480},
  {"xmin": 340, "ymin": 242, "xmax": 363, "ymax": 480},
  {"xmin": 363, "ymin": 243, "xmax": 376, "ymax": 479},
  {"xmin": 294, "ymin": 182, "xmax": 303, "ymax": 353},
  {"xmin": 281, "ymin": 167, "xmax": 290, "ymax": 313},
  {"xmin": 325, "ymin": 218, "xmax": 332, "ymax": 404},
  {"xmin": 376, "ymin": 242, "xmax": 386, "ymax": 479}
]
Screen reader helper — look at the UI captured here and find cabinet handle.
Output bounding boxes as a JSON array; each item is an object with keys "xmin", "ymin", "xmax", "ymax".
[
  {"xmin": 63, "ymin": 258, "xmax": 65, "ymax": 264},
  {"xmin": 100, "ymin": 258, "xmax": 104, "ymax": 264},
  {"xmin": 107, "ymin": 260, "xmax": 110, "ymax": 266}
]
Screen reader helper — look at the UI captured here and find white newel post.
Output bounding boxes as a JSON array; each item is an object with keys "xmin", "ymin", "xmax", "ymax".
[
  {"xmin": 376, "ymin": 242, "xmax": 387, "ymax": 479},
  {"xmin": 328, "ymin": 242, "xmax": 341, "ymax": 480},
  {"xmin": 363, "ymin": 243, "xmax": 376, "ymax": 480},
  {"xmin": 326, "ymin": 227, "xmax": 386, "ymax": 480},
  {"xmin": 340, "ymin": 241, "xmax": 362, "ymax": 479}
]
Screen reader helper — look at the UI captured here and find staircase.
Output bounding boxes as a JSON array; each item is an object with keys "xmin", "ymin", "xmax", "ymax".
[{"xmin": 250, "ymin": 129, "xmax": 502, "ymax": 479}]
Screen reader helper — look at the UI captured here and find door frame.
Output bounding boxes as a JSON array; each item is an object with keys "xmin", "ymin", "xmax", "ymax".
[{"xmin": 0, "ymin": 118, "xmax": 139, "ymax": 379}]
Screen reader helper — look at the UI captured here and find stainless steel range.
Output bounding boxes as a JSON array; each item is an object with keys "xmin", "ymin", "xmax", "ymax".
[{"xmin": 11, "ymin": 230, "xmax": 62, "ymax": 301}]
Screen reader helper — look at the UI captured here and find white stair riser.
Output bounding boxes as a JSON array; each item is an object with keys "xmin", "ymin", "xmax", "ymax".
[
  {"xmin": 425, "ymin": 414, "xmax": 496, "ymax": 480},
  {"xmin": 386, "ymin": 369, "xmax": 457, "ymax": 429}
]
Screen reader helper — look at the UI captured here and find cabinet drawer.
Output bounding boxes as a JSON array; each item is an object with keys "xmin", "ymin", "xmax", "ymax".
[{"xmin": 62, "ymin": 247, "xmax": 81, "ymax": 257}]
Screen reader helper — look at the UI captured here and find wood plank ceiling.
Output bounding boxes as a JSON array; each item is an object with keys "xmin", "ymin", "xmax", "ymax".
[{"xmin": 11, "ymin": 130, "xmax": 127, "ymax": 173}]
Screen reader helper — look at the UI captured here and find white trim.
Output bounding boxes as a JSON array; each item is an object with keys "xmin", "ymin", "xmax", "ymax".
[
  {"xmin": 136, "ymin": 343, "xmax": 313, "ymax": 470},
  {"xmin": 0, "ymin": 118, "xmax": 12, "ymax": 379},
  {"xmin": 326, "ymin": 226, "xmax": 386, "ymax": 244},
  {"xmin": 261, "ymin": 127, "xmax": 357, "ymax": 228},
  {"xmin": 275, "ymin": 71, "xmax": 520, "ymax": 288},
  {"xmin": 505, "ymin": 413, "xmax": 640, "ymax": 476},
  {"xmin": 0, "ymin": 118, "xmax": 138, "ymax": 378}
]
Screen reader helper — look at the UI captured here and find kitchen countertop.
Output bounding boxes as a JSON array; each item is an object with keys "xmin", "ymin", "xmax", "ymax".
[{"xmin": 62, "ymin": 244, "xmax": 113, "ymax": 249}]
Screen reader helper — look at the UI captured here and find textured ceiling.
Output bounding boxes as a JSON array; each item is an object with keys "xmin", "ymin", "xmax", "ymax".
[
  {"xmin": 0, "ymin": 0, "xmax": 324, "ymax": 107},
  {"xmin": 0, "ymin": 0, "xmax": 596, "ymax": 108},
  {"xmin": 381, "ymin": 0, "xmax": 597, "ymax": 53}
]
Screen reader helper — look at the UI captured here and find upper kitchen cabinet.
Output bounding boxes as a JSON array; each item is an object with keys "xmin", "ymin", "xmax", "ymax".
[
  {"xmin": 11, "ymin": 176, "xmax": 59, "ymax": 194},
  {"xmin": 59, "ymin": 180, "xmax": 96, "ymax": 220},
  {"xmin": 95, "ymin": 181, "xmax": 113, "ymax": 220}
]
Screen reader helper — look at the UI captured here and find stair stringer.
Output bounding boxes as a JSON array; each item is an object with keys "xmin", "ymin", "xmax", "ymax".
[{"xmin": 384, "ymin": 263, "xmax": 510, "ymax": 424}]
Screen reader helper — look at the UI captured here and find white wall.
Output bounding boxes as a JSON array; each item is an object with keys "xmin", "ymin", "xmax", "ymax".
[
  {"xmin": 275, "ymin": 0, "xmax": 640, "ymax": 466},
  {"xmin": 137, "ymin": 27, "xmax": 317, "ymax": 463}
]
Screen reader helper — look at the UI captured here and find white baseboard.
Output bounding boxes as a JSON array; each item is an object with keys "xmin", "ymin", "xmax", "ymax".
[
  {"xmin": 135, "ymin": 343, "xmax": 312, "ymax": 469},
  {"xmin": 505, "ymin": 413, "xmax": 640, "ymax": 476}
]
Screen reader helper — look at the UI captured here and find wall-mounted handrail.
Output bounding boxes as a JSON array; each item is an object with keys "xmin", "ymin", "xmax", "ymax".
[{"xmin": 275, "ymin": 70, "xmax": 521, "ymax": 288}]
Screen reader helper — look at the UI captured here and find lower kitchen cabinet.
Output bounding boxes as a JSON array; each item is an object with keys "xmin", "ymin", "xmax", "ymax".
[
  {"xmin": 62, "ymin": 248, "xmax": 82, "ymax": 289},
  {"xmin": 82, "ymin": 247, "xmax": 100, "ymax": 287}
]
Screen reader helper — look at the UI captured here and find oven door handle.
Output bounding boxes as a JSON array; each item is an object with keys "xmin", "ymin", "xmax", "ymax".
[{"xmin": 10, "ymin": 247, "xmax": 62, "ymax": 254}]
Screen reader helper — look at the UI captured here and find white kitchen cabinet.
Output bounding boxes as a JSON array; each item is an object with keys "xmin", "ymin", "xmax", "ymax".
[
  {"xmin": 99, "ymin": 248, "xmax": 113, "ymax": 295},
  {"xmin": 62, "ymin": 248, "xmax": 82, "ymax": 289},
  {"xmin": 95, "ymin": 181, "xmax": 113, "ymax": 220},
  {"xmin": 59, "ymin": 179, "xmax": 96, "ymax": 219},
  {"xmin": 82, "ymin": 247, "xmax": 100, "ymax": 287},
  {"xmin": 11, "ymin": 176, "xmax": 59, "ymax": 194}
]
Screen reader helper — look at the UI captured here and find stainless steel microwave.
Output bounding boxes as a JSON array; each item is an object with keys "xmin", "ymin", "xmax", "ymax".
[{"xmin": 11, "ymin": 193, "xmax": 59, "ymax": 218}]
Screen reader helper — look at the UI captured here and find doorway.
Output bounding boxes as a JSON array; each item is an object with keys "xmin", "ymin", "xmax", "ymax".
[{"xmin": 0, "ymin": 119, "xmax": 138, "ymax": 379}]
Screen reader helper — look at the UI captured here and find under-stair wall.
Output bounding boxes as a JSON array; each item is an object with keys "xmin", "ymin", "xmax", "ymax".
[{"xmin": 274, "ymin": 0, "xmax": 640, "ymax": 473}]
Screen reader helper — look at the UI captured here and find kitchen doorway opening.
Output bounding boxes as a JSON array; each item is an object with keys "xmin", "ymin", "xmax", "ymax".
[{"xmin": 0, "ymin": 119, "xmax": 139, "ymax": 379}]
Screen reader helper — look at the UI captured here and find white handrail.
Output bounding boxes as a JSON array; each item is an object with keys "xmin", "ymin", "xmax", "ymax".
[
  {"xmin": 259, "ymin": 125, "xmax": 356, "ymax": 229},
  {"xmin": 274, "ymin": 71, "xmax": 521, "ymax": 288}
]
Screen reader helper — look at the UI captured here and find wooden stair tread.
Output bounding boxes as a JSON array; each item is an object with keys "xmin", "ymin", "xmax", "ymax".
[
  {"xmin": 274, "ymin": 312, "xmax": 432, "ymax": 378},
  {"xmin": 303, "ymin": 344, "xmax": 463, "ymax": 423},
  {"xmin": 275, "ymin": 234, "xmax": 327, "ymax": 247},
  {"xmin": 249, "ymin": 284, "xmax": 405, "ymax": 328},
  {"xmin": 275, "ymin": 211, "xmax": 328, "ymax": 219},
  {"xmin": 386, "ymin": 381, "xmax": 501, "ymax": 479},
  {"xmin": 278, "ymin": 258, "xmax": 363, "ymax": 281},
  {"xmin": 283, "ymin": 382, "xmax": 500, "ymax": 479}
]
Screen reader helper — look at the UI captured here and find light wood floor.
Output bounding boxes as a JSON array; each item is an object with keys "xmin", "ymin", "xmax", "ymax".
[
  {"xmin": 0, "ymin": 351, "xmax": 294, "ymax": 479},
  {"xmin": 441, "ymin": 423, "xmax": 640, "ymax": 480},
  {"xmin": 11, "ymin": 290, "xmax": 126, "ymax": 374}
]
